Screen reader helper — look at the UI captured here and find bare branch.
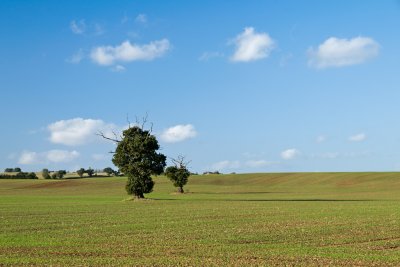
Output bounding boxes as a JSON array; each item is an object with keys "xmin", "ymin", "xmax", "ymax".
[
  {"xmin": 170, "ymin": 155, "xmax": 191, "ymax": 168},
  {"xmin": 135, "ymin": 115, "xmax": 139, "ymax": 127},
  {"xmin": 97, "ymin": 131, "xmax": 121, "ymax": 143},
  {"xmin": 112, "ymin": 130, "xmax": 119, "ymax": 141},
  {"xmin": 126, "ymin": 114, "xmax": 131, "ymax": 128},
  {"xmin": 141, "ymin": 112, "xmax": 148, "ymax": 130}
]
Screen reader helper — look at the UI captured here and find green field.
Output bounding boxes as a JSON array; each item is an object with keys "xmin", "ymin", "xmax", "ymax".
[{"xmin": 1, "ymin": 172, "xmax": 400, "ymax": 266}]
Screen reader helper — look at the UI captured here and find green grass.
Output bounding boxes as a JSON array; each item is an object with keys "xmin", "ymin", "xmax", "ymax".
[{"xmin": 1, "ymin": 172, "xmax": 400, "ymax": 266}]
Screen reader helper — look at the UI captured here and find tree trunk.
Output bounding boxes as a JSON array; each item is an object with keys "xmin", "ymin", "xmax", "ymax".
[
  {"xmin": 134, "ymin": 192, "xmax": 145, "ymax": 199},
  {"xmin": 177, "ymin": 186, "xmax": 184, "ymax": 193}
]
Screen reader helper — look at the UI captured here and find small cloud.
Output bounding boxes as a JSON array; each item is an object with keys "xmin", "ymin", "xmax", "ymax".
[
  {"xmin": 316, "ymin": 135, "xmax": 326, "ymax": 143},
  {"xmin": 18, "ymin": 150, "xmax": 79, "ymax": 164},
  {"xmin": 308, "ymin": 36, "xmax": 379, "ymax": 69},
  {"xmin": 47, "ymin": 118, "xmax": 120, "ymax": 146},
  {"xmin": 66, "ymin": 49, "xmax": 84, "ymax": 64},
  {"xmin": 70, "ymin": 19, "xmax": 86, "ymax": 35},
  {"xmin": 211, "ymin": 160, "xmax": 240, "ymax": 171},
  {"xmin": 18, "ymin": 151, "xmax": 40, "ymax": 164},
  {"xmin": 349, "ymin": 133, "xmax": 366, "ymax": 142},
  {"xmin": 230, "ymin": 27, "xmax": 275, "ymax": 62},
  {"xmin": 198, "ymin": 52, "xmax": 224, "ymax": 61},
  {"xmin": 160, "ymin": 124, "xmax": 197, "ymax": 143},
  {"xmin": 90, "ymin": 39, "xmax": 170, "ymax": 66},
  {"xmin": 281, "ymin": 148, "xmax": 300, "ymax": 160},
  {"xmin": 111, "ymin": 65, "xmax": 126, "ymax": 72},
  {"xmin": 135, "ymin": 14, "xmax": 147, "ymax": 24}
]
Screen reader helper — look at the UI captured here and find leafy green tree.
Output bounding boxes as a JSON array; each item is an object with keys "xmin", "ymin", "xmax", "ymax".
[
  {"xmin": 101, "ymin": 125, "xmax": 166, "ymax": 199},
  {"xmin": 58, "ymin": 170, "xmax": 67, "ymax": 178},
  {"xmin": 77, "ymin": 168, "xmax": 85, "ymax": 177},
  {"xmin": 52, "ymin": 170, "xmax": 66, "ymax": 179},
  {"xmin": 103, "ymin": 167, "xmax": 115, "ymax": 176},
  {"xmin": 86, "ymin": 168, "xmax": 95, "ymax": 177},
  {"xmin": 26, "ymin": 172, "xmax": 38, "ymax": 179},
  {"xmin": 42, "ymin": 169, "xmax": 51, "ymax": 179},
  {"xmin": 4, "ymin": 168, "xmax": 14, "ymax": 173},
  {"xmin": 13, "ymin": 167, "xmax": 21, "ymax": 172},
  {"xmin": 165, "ymin": 156, "xmax": 191, "ymax": 193}
]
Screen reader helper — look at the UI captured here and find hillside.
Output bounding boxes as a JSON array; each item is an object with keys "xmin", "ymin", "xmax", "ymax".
[{"xmin": 1, "ymin": 173, "xmax": 399, "ymax": 266}]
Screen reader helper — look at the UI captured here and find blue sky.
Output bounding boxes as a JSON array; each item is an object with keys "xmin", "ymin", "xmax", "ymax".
[{"xmin": 1, "ymin": 0, "xmax": 400, "ymax": 173}]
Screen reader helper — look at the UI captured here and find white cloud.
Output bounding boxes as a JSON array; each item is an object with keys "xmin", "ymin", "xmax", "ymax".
[
  {"xmin": 211, "ymin": 160, "xmax": 241, "ymax": 171},
  {"xmin": 66, "ymin": 49, "xmax": 84, "ymax": 64},
  {"xmin": 281, "ymin": 148, "xmax": 300, "ymax": 160},
  {"xmin": 308, "ymin": 36, "xmax": 379, "ymax": 69},
  {"xmin": 349, "ymin": 133, "xmax": 366, "ymax": 142},
  {"xmin": 90, "ymin": 39, "xmax": 170, "ymax": 66},
  {"xmin": 160, "ymin": 124, "xmax": 197, "ymax": 143},
  {"xmin": 135, "ymin": 14, "xmax": 147, "ymax": 24},
  {"xmin": 230, "ymin": 27, "xmax": 275, "ymax": 62},
  {"xmin": 18, "ymin": 151, "xmax": 40, "ymax": 164},
  {"xmin": 48, "ymin": 118, "xmax": 119, "ymax": 146},
  {"xmin": 70, "ymin": 20, "xmax": 86, "ymax": 34},
  {"xmin": 18, "ymin": 150, "xmax": 79, "ymax": 165}
]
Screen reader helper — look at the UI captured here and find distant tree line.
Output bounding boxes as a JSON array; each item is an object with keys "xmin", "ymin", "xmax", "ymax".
[
  {"xmin": 75, "ymin": 167, "xmax": 119, "ymax": 177},
  {"xmin": 0, "ymin": 172, "xmax": 38, "ymax": 179}
]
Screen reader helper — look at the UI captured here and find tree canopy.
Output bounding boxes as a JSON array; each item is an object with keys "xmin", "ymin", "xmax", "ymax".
[
  {"xmin": 110, "ymin": 126, "xmax": 166, "ymax": 199},
  {"xmin": 103, "ymin": 167, "xmax": 116, "ymax": 176},
  {"xmin": 165, "ymin": 156, "xmax": 191, "ymax": 193}
]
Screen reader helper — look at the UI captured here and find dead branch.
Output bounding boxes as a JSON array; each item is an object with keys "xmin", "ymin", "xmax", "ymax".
[
  {"xmin": 126, "ymin": 114, "xmax": 131, "ymax": 128},
  {"xmin": 97, "ymin": 131, "xmax": 121, "ymax": 143},
  {"xmin": 171, "ymin": 155, "xmax": 191, "ymax": 168}
]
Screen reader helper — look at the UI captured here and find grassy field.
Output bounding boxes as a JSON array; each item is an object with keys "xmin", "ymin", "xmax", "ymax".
[{"xmin": 1, "ymin": 172, "xmax": 400, "ymax": 266}]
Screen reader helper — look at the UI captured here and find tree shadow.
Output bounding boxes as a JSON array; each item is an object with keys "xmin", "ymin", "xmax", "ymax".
[
  {"xmin": 223, "ymin": 199, "xmax": 375, "ymax": 202},
  {"xmin": 149, "ymin": 198, "xmax": 375, "ymax": 202},
  {"xmin": 197, "ymin": 191, "xmax": 290, "ymax": 195}
]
